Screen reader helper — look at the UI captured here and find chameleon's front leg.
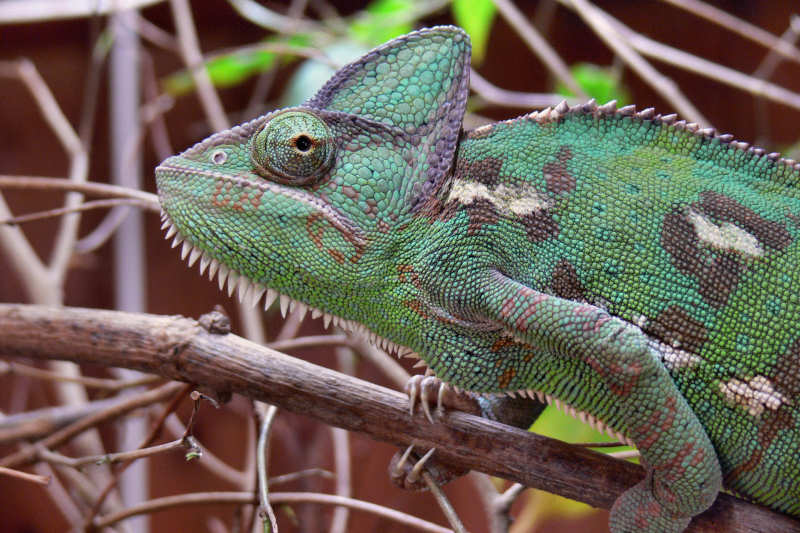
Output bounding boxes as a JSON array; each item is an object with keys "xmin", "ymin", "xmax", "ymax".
[{"xmin": 480, "ymin": 270, "xmax": 722, "ymax": 533}]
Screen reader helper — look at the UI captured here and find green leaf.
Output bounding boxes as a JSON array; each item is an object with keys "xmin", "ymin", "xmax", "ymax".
[
  {"xmin": 555, "ymin": 62, "xmax": 630, "ymax": 106},
  {"xmin": 349, "ymin": 0, "xmax": 415, "ymax": 46},
  {"xmin": 163, "ymin": 34, "xmax": 312, "ymax": 96},
  {"xmin": 452, "ymin": 0, "xmax": 496, "ymax": 64}
]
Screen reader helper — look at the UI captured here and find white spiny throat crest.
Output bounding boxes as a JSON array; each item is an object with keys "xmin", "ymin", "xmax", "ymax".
[{"xmin": 161, "ymin": 211, "xmax": 635, "ymax": 447}]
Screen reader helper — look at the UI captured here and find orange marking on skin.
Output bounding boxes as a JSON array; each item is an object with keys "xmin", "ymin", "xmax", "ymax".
[
  {"xmin": 404, "ymin": 299, "xmax": 429, "ymax": 318},
  {"xmin": 211, "ymin": 181, "xmax": 229, "ymax": 207},
  {"xmin": 305, "ymin": 212, "xmax": 366, "ymax": 264},
  {"xmin": 498, "ymin": 368, "xmax": 516, "ymax": 388},
  {"xmin": 327, "ymin": 248, "xmax": 345, "ymax": 264},
  {"xmin": 634, "ymin": 396, "xmax": 677, "ymax": 450},
  {"xmin": 306, "ymin": 213, "xmax": 325, "ymax": 250},
  {"xmin": 491, "ymin": 337, "xmax": 515, "ymax": 352},
  {"xmin": 515, "ymin": 293, "xmax": 549, "ymax": 331}
]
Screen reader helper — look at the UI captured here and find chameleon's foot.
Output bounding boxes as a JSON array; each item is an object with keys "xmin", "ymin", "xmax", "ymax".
[
  {"xmin": 404, "ymin": 375, "xmax": 480, "ymax": 422},
  {"xmin": 388, "ymin": 444, "xmax": 467, "ymax": 490}
]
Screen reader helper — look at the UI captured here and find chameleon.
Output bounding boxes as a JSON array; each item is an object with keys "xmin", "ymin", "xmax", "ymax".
[{"xmin": 155, "ymin": 26, "xmax": 800, "ymax": 532}]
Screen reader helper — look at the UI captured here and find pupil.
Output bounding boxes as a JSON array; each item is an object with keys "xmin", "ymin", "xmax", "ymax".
[{"xmin": 295, "ymin": 135, "xmax": 312, "ymax": 152}]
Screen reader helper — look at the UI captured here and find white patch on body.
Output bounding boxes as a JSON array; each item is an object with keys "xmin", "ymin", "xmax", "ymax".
[
  {"xmin": 448, "ymin": 180, "xmax": 552, "ymax": 216},
  {"xmin": 687, "ymin": 210, "xmax": 763, "ymax": 257},
  {"xmin": 718, "ymin": 375, "xmax": 788, "ymax": 416},
  {"xmin": 651, "ymin": 340, "xmax": 702, "ymax": 370}
]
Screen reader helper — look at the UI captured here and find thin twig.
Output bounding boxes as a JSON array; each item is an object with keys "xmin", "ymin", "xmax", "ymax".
[
  {"xmin": 423, "ymin": 470, "xmax": 467, "ymax": 533},
  {"xmin": 469, "ymin": 69, "xmax": 572, "ymax": 109},
  {"xmin": 85, "ymin": 384, "xmax": 193, "ymax": 526},
  {"xmin": 661, "ymin": 0, "xmax": 800, "ymax": 66},
  {"xmin": 37, "ymin": 437, "xmax": 197, "ymax": 468},
  {"xmin": 491, "ymin": 0, "xmax": 586, "ymax": 99},
  {"xmin": 0, "ymin": 175, "xmax": 158, "ymax": 206},
  {"xmin": 94, "ymin": 491, "xmax": 453, "ymax": 532},
  {"xmin": 0, "ymin": 361, "xmax": 160, "ymax": 391},
  {"xmin": 616, "ymin": 22, "xmax": 800, "ymax": 112},
  {"xmin": 0, "ymin": 0, "xmax": 163, "ymax": 23},
  {"xmin": 562, "ymin": 0, "xmax": 709, "ymax": 125},
  {"xmin": 169, "ymin": 0, "xmax": 229, "ymax": 132},
  {"xmin": 267, "ymin": 334, "xmax": 352, "ymax": 352},
  {"xmin": 0, "ymin": 381, "xmax": 185, "ymax": 469},
  {"xmin": 0, "ymin": 465, "xmax": 50, "ymax": 485},
  {"xmin": 0, "ymin": 198, "xmax": 155, "ymax": 226},
  {"xmin": 256, "ymin": 403, "xmax": 279, "ymax": 533}
]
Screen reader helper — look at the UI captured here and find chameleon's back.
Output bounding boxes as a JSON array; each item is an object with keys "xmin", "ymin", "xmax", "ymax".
[{"xmin": 440, "ymin": 103, "xmax": 800, "ymax": 513}]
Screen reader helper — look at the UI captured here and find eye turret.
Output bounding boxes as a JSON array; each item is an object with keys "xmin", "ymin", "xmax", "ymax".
[{"xmin": 251, "ymin": 111, "xmax": 335, "ymax": 185}]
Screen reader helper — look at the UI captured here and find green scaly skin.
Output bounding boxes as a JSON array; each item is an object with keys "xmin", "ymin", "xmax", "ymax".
[{"xmin": 156, "ymin": 27, "xmax": 800, "ymax": 532}]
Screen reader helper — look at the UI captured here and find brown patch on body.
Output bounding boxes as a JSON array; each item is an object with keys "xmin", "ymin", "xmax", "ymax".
[
  {"xmin": 643, "ymin": 305, "xmax": 708, "ymax": 354},
  {"xmin": 464, "ymin": 198, "xmax": 499, "ymax": 235},
  {"xmin": 454, "ymin": 157, "xmax": 504, "ymax": 187},
  {"xmin": 660, "ymin": 190, "xmax": 792, "ymax": 308},
  {"xmin": 543, "ymin": 146, "xmax": 576, "ymax": 194},
  {"xmin": 550, "ymin": 259, "xmax": 587, "ymax": 301},
  {"xmin": 520, "ymin": 210, "xmax": 559, "ymax": 242}
]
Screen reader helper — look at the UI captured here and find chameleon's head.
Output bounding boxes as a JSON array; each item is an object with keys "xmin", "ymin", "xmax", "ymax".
[{"xmin": 156, "ymin": 26, "xmax": 470, "ymax": 311}]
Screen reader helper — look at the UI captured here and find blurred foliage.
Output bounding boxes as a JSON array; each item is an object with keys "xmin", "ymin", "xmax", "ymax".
[
  {"xmin": 452, "ymin": 0, "xmax": 496, "ymax": 64},
  {"xmin": 163, "ymin": 33, "xmax": 312, "ymax": 96},
  {"xmin": 348, "ymin": 0, "xmax": 416, "ymax": 45},
  {"xmin": 556, "ymin": 62, "xmax": 631, "ymax": 106}
]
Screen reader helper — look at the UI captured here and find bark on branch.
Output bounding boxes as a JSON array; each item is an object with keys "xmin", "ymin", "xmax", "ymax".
[{"xmin": 0, "ymin": 303, "xmax": 796, "ymax": 533}]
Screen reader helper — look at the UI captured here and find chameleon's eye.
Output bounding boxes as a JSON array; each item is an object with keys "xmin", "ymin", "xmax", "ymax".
[{"xmin": 251, "ymin": 111, "xmax": 335, "ymax": 185}]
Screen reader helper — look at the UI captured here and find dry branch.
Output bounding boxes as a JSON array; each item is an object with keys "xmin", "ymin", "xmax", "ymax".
[{"xmin": 0, "ymin": 303, "xmax": 797, "ymax": 533}]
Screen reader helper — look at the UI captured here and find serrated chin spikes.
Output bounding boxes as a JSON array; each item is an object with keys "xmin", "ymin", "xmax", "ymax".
[
  {"xmin": 263, "ymin": 288, "xmax": 277, "ymax": 310},
  {"xmin": 294, "ymin": 302, "xmax": 308, "ymax": 321},
  {"xmin": 237, "ymin": 278, "xmax": 249, "ymax": 303},
  {"xmin": 171, "ymin": 233, "xmax": 183, "ymax": 249},
  {"xmin": 412, "ymin": 360, "xmax": 427, "ymax": 368},
  {"xmin": 180, "ymin": 240, "xmax": 192, "ymax": 260},
  {"xmin": 322, "ymin": 312, "xmax": 333, "ymax": 329},
  {"xmin": 160, "ymin": 218, "xmax": 171, "ymax": 230},
  {"xmin": 226, "ymin": 272, "xmax": 239, "ymax": 297},
  {"xmin": 164, "ymin": 224, "xmax": 178, "ymax": 240},
  {"xmin": 198, "ymin": 253, "xmax": 211, "ymax": 276},
  {"xmin": 249, "ymin": 285, "xmax": 266, "ymax": 308},
  {"xmin": 217, "ymin": 265, "xmax": 229, "ymax": 291},
  {"xmin": 310, "ymin": 308, "xmax": 322, "ymax": 319},
  {"xmin": 279, "ymin": 294, "xmax": 290, "ymax": 318},
  {"xmin": 187, "ymin": 247, "xmax": 202, "ymax": 268},
  {"xmin": 208, "ymin": 258, "xmax": 220, "ymax": 281}
]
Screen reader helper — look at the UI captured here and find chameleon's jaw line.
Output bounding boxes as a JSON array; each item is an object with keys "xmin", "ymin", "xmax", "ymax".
[
  {"xmin": 159, "ymin": 210, "xmax": 410, "ymax": 355},
  {"xmin": 156, "ymin": 162, "xmax": 367, "ymax": 251}
]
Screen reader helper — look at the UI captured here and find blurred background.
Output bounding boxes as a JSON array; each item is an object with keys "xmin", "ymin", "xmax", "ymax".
[{"xmin": 1, "ymin": 1, "xmax": 799, "ymax": 532}]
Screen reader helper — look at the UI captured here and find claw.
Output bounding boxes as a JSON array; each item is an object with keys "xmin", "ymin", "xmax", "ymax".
[{"xmin": 407, "ymin": 447, "xmax": 436, "ymax": 485}]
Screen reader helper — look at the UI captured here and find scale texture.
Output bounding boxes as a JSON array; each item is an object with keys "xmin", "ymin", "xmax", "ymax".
[{"xmin": 156, "ymin": 27, "xmax": 800, "ymax": 532}]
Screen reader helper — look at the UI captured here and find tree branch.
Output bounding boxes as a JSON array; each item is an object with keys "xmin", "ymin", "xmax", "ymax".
[{"xmin": 0, "ymin": 304, "xmax": 797, "ymax": 533}]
